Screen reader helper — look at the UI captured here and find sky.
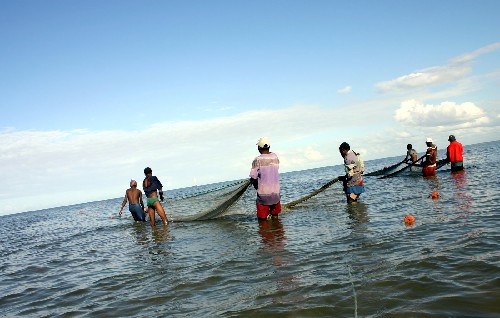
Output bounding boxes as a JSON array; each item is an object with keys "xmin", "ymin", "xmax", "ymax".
[{"xmin": 1, "ymin": 0, "xmax": 499, "ymax": 215}]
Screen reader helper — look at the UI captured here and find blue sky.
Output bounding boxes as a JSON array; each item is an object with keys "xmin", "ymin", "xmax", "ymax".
[{"xmin": 1, "ymin": 0, "xmax": 499, "ymax": 215}]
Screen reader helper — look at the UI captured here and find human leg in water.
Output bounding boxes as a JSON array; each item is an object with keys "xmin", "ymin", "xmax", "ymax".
[
  {"xmin": 147, "ymin": 207, "xmax": 156, "ymax": 226},
  {"xmin": 153, "ymin": 201, "xmax": 168, "ymax": 225},
  {"xmin": 346, "ymin": 193, "xmax": 359, "ymax": 203}
]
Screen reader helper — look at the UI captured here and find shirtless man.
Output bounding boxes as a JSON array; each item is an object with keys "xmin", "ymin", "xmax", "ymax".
[
  {"xmin": 119, "ymin": 180, "xmax": 146, "ymax": 221},
  {"xmin": 142, "ymin": 167, "xmax": 168, "ymax": 225},
  {"xmin": 404, "ymin": 144, "xmax": 418, "ymax": 163}
]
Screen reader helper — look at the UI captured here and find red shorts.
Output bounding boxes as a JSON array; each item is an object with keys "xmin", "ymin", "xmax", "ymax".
[
  {"xmin": 422, "ymin": 165, "xmax": 436, "ymax": 177},
  {"xmin": 256, "ymin": 202, "xmax": 282, "ymax": 219}
]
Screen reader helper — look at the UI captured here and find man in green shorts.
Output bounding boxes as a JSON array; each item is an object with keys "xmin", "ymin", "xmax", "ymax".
[{"xmin": 142, "ymin": 167, "xmax": 168, "ymax": 225}]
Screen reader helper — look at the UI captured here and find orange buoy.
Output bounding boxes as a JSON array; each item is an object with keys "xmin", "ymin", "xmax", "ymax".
[
  {"xmin": 431, "ymin": 191, "xmax": 439, "ymax": 199},
  {"xmin": 404, "ymin": 215, "xmax": 415, "ymax": 226}
]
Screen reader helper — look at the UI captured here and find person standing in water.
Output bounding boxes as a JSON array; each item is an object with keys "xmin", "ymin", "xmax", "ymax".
[
  {"xmin": 249, "ymin": 137, "xmax": 281, "ymax": 220},
  {"xmin": 404, "ymin": 144, "xmax": 418, "ymax": 163},
  {"xmin": 338, "ymin": 142, "xmax": 365, "ymax": 203},
  {"xmin": 119, "ymin": 179, "xmax": 146, "ymax": 221},
  {"xmin": 143, "ymin": 167, "xmax": 168, "ymax": 225},
  {"xmin": 446, "ymin": 134, "xmax": 464, "ymax": 172},
  {"xmin": 422, "ymin": 138, "xmax": 437, "ymax": 177}
]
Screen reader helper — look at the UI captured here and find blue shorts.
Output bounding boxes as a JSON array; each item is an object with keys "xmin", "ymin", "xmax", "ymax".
[
  {"xmin": 346, "ymin": 185, "xmax": 364, "ymax": 195},
  {"xmin": 129, "ymin": 204, "xmax": 146, "ymax": 222}
]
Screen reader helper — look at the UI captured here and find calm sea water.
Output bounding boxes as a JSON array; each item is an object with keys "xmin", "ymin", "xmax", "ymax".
[{"xmin": 1, "ymin": 141, "xmax": 499, "ymax": 317}]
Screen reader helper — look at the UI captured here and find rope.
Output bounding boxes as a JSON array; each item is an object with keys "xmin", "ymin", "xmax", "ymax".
[
  {"xmin": 436, "ymin": 158, "xmax": 449, "ymax": 169},
  {"xmin": 347, "ymin": 264, "xmax": 358, "ymax": 318},
  {"xmin": 283, "ymin": 177, "xmax": 339, "ymax": 209},
  {"xmin": 364, "ymin": 159, "xmax": 404, "ymax": 176},
  {"xmin": 378, "ymin": 154, "xmax": 426, "ymax": 179},
  {"xmin": 378, "ymin": 155, "xmax": 450, "ymax": 179}
]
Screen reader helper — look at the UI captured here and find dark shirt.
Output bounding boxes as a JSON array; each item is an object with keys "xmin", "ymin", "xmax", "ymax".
[{"xmin": 143, "ymin": 176, "xmax": 163, "ymax": 197}]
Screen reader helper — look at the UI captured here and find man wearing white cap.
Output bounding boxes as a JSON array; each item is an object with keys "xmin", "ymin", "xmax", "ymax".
[
  {"xmin": 249, "ymin": 137, "xmax": 281, "ymax": 220},
  {"xmin": 422, "ymin": 137, "xmax": 437, "ymax": 177}
]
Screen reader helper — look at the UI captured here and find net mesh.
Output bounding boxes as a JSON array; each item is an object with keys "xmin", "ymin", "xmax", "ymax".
[
  {"xmin": 166, "ymin": 179, "xmax": 251, "ymax": 222},
  {"xmin": 162, "ymin": 176, "xmax": 341, "ymax": 221}
]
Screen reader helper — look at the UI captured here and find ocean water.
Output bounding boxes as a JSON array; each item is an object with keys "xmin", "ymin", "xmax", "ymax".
[{"xmin": 1, "ymin": 141, "xmax": 499, "ymax": 317}]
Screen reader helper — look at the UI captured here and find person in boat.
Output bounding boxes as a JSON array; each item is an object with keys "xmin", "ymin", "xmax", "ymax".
[
  {"xmin": 249, "ymin": 137, "xmax": 281, "ymax": 220},
  {"xmin": 404, "ymin": 144, "xmax": 418, "ymax": 163},
  {"xmin": 119, "ymin": 179, "xmax": 146, "ymax": 221},
  {"xmin": 446, "ymin": 134, "xmax": 464, "ymax": 172},
  {"xmin": 338, "ymin": 142, "xmax": 364, "ymax": 203},
  {"xmin": 422, "ymin": 138, "xmax": 437, "ymax": 177},
  {"xmin": 142, "ymin": 167, "xmax": 168, "ymax": 225}
]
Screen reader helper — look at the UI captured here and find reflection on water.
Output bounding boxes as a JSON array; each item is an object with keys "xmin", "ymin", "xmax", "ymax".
[
  {"xmin": 345, "ymin": 202, "xmax": 369, "ymax": 231},
  {"xmin": 257, "ymin": 219, "xmax": 306, "ymax": 304},
  {"xmin": 131, "ymin": 224, "xmax": 171, "ymax": 263},
  {"xmin": 258, "ymin": 218, "xmax": 286, "ymax": 250},
  {"xmin": 451, "ymin": 170, "xmax": 473, "ymax": 213},
  {"xmin": 426, "ymin": 174, "xmax": 444, "ymax": 193}
]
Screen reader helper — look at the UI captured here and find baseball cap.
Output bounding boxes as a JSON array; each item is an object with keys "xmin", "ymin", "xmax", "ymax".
[
  {"xmin": 256, "ymin": 137, "xmax": 270, "ymax": 148},
  {"xmin": 426, "ymin": 137, "xmax": 433, "ymax": 143},
  {"xmin": 448, "ymin": 135, "xmax": 456, "ymax": 141}
]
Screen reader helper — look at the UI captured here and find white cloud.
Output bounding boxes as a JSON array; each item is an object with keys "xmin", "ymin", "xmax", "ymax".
[
  {"xmin": 376, "ymin": 65, "xmax": 471, "ymax": 93},
  {"xmin": 337, "ymin": 86, "xmax": 352, "ymax": 94},
  {"xmin": 304, "ymin": 147, "xmax": 323, "ymax": 160},
  {"xmin": 0, "ymin": 105, "xmax": 356, "ymax": 215},
  {"xmin": 394, "ymin": 99, "xmax": 487, "ymax": 127},
  {"xmin": 451, "ymin": 42, "xmax": 500, "ymax": 64},
  {"xmin": 376, "ymin": 43, "xmax": 500, "ymax": 93}
]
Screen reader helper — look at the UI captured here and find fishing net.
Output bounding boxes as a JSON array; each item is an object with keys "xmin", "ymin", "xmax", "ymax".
[
  {"xmin": 364, "ymin": 161, "xmax": 404, "ymax": 176},
  {"xmin": 283, "ymin": 177, "xmax": 339, "ymax": 209},
  {"xmin": 166, "ymin": 179, "xmax": 251, "ymax": 221},
  {"xmin": 378, "ymin": 158, "xmax": 449, "ymax": 179},
  {"xmin": 161, "ymin": 174, "xmax": 342, "ymax": 221}
]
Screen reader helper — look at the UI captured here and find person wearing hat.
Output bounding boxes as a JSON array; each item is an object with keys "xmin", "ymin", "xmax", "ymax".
[
  {"xmin": 446, "ymin": 135, "xmax": 464, "ymax": 172},
  {"xmin": 119, "ymin": 179, "xmax": 146, "ymax": 221},
  {"xmin": 422, "ymin": 137, "xmax": 437, "ymax": 177},
  {"xmin": 249, "ymin": 137, "xmax": 281, "ymax": 220}
]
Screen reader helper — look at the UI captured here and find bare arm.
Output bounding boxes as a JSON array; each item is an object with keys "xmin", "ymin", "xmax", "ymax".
[
  {"xmin": 139, "ymin": 191, "xmax": 145, "ymax": 210},
  {"xmin": 119, "ymin": 191, "xmax": 128, "ymax": 216}
]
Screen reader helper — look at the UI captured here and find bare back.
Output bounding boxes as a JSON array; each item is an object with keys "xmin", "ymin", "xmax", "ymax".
[{"xmin": 126, "ymin": 188, "xmax": 143, "ymax": 205}]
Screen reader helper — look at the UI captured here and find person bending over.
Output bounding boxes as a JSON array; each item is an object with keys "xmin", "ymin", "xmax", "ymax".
[{"xmin": 338, "ymin": 142, "xmax": 365, "ymax": 203}]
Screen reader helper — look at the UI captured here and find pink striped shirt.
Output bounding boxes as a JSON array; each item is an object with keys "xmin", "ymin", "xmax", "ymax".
[{"xmin": 249, "ymin": 152, "xmax": 280, "ymax": 205}]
